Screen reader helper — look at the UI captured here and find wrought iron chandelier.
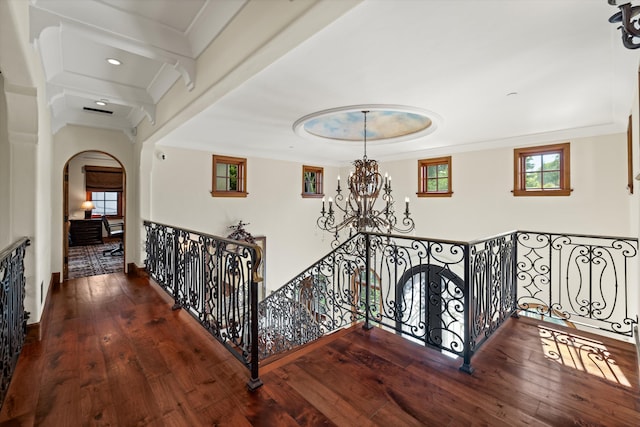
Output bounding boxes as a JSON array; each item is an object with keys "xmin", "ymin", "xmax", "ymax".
[
  {"xmin": 317, "ymin": 111, "xmax": 415, "ymax": 242},
  {"xmin": 608, "ymin": 1, "xmax": 640, "ymax": 49}
]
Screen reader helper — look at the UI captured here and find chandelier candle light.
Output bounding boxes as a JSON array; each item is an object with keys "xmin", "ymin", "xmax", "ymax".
[
  {"xmin": 317, "ymin": 111, "xmax": 415, "ymax": 243},
  {"xmin": 608, "ymin": 1, "xmax": 640, "ymax": 49}
]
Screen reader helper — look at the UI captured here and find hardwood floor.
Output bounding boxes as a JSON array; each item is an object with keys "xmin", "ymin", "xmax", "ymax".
[{"xmin": 1, "ymin": 273, "xmax": 638, "ymax": 426}]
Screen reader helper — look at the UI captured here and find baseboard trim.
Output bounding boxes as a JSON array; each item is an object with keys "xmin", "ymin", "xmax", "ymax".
[
  {"xmin": 28, "ymin": 272, "xmax": 59, "ymax": 342},
  {"xmin": 127, "ymin": 263, "xmax": 148, "ymax": 278}
]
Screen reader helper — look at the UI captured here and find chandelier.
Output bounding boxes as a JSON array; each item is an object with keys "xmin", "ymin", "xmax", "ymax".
[
  {"xmin": 316, "ymin": 111, "xmax": 415, "ymax": 243},
  {"xmin": 608, "ymin": 1, "xmax": 640, "ymax": 49}
]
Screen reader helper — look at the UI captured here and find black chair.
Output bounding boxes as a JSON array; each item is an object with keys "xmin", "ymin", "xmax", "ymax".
[{"xmin": 102, "ymin": 215, "xmax": 124, "ymax": 256}]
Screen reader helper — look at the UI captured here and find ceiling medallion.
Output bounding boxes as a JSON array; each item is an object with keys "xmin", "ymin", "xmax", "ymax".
[
  {"xmin": 293, "ymin": 105, "xmax": 439, "ymax": 144},
  {"xmin": 315, "ymin": 110, "xmax": 415, "ymax": 245}
]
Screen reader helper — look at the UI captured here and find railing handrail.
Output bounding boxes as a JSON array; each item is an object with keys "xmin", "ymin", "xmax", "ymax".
[
  {"xmin": 0, "ymin": 237, "xmax": 30, "ymax": 261},
  {"xmin": 259, "ymin": 233, "xmax": 363, "ymax": 305},
  {"xmin": 516, "ymin": 230, "xmax": 638, "ymax": 242},
  {"xmin": 363, "ymin": 230, "xmax": 471, "ymax": 247},
  {"xmin": 467, "ymin": 230, "xmax": 518, "ymax": 246},
  {"xmin": 143, "ymin": 220, "xmax": 263, "ymax": 389},
  {"xmin": 142, "ymin": 219, "xmax": 261, "ymax": 253},
  {"xmin": 260, "ymin": 231, "xmax": 479, "ymax": 307}
]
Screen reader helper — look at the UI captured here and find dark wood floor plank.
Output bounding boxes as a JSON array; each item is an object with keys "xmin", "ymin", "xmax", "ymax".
[
  {"xmin": 330, "ymin": 330, "xmax": 538, "ymax": 426},
  {"xmin": 34, "ymin": 318, "xmax": 82, "ymax": 426},
  {"xmin": 259, "ymin": 371, "xmax": 337, "ymax": 426},
  {"xmin": 275, "ymin": 364, "xmax": 377, "ymax": 427},
  {"xmin": 78, "ymin": 334, "xmax": 119, "ymax": 425}
]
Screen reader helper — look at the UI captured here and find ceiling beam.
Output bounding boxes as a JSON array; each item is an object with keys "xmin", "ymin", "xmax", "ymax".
[{"xmin": 30, "ymin": 4, "xmax": 196, "ymax": 91}]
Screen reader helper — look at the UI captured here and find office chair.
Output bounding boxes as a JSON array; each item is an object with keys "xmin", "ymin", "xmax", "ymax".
[{"xmin": 102, "ymin": 215, "xmax": 124, "ymax": 256}]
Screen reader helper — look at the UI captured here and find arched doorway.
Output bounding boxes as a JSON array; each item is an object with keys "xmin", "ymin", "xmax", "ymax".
[
  {"xmin": 395, "ymin": 264, "xmax": 465, "ymax": 354},
  {"xmin": 63, "ymin": 151, "xmax": 126, "ymax": 280}
]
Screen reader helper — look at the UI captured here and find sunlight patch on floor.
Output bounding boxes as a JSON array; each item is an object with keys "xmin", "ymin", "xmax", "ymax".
[{"xmin": 538, "ymin": 325, "xmax": 631, "ymax": 387}]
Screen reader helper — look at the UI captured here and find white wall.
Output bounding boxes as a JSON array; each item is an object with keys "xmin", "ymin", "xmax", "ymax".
[
  {"xmin": 34, "ymin": 65, "xmax": 52, "ymax": 321},
  {"xmin": 51, "ymin": 126, "xmax": 137, "ymax": 278},
  {"xmin": 384, "ymin": 133, "xmax": 634, "ymax": 241},
  {"xmin": 149, "ymin": 145, "xmax": 338, "ymax": 292},
  {"xmin": 149, "ymin": 133, "xmax": 634, "ymax": 294}
]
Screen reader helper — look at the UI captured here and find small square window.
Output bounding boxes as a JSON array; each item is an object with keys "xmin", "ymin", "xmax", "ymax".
[
  {"xmin": 302, "ymin": 165, "xmax": 324, "ymax": 198},
  {"xmin": 211, "ymin": 155, "xmax": 248, "ymax": 197},
  {"xmin": 89, "ymin": 191, "xmax": 122, "ymax": 217},
  {"xmin": 417, "ymin": 156, "xmax": 452, "ymax": 197},
  {"xmin": 513, "ymin": 143, "xmax": 571, "ymax": 196}
]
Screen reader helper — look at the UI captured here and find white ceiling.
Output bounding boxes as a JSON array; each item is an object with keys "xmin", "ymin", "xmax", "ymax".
[
  {"xmin": 29, "ymin": 0, "xmax": 640, "ymax": 164},
  {"xmin": 29, "ymin": 0, "xmax": 246, "ymax": 139}
]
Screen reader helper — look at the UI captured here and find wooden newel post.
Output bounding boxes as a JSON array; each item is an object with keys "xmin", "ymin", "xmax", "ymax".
[{"xmin": 247, "ymin": 246, "xmax": 263, "ymax": 391}]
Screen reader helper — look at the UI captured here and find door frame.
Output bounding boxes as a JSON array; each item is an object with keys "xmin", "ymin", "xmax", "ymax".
[{"xmin": 62, "ymin": 150, "xmax": 126, "ymax": 280}]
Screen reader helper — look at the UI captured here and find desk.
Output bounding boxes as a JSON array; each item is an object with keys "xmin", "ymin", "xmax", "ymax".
[{"xmin": 69, "ymin": 219, "xmax": 103, "ymax": 246}]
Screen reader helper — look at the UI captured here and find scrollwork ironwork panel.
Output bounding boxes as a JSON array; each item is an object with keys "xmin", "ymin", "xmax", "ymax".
[
  {"xmin": 258, "ymin": 234, "xmax": 367, "ymax": 359},
  {"xmin": 0, "ymin": 237, "xmax": 30, "ymax": 409},
  {"xmin": 468, "ymin": 232, "xmax": 517, "ymax": 355},
  {"xmin": 371, "ymin": 235, "xmax": 468, "ymax": 357},
  {"xmin": 258, "ymin": 233, "xmax": 473, "ymax": 361},
  {"xmin": 143, "ymin": 221, "xmax": 260, "ymax": 384},
  {"xmin": 517, "ymin": 232, "xmax": 638, "ymax": 336}
]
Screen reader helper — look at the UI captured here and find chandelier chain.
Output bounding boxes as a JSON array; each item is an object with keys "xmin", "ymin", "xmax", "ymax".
[{"xmin": 316, "ymin": 110, "xmax": 415, "ymax": 245}]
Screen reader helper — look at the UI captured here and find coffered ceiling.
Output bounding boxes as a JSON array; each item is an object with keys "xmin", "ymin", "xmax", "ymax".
[
  {"xmin": 25, "ymin": 0, "xmax": 640, "ymax": 163},
  {"xmin": 29, "ymin": 0, "xmax": 246, "ymax": 139}
]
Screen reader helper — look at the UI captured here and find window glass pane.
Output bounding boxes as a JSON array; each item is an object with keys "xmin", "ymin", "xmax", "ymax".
[
  {"xmin": 91, "ymin": 192, "xmax": 104, "ymax": 200},
  {"xmin": 304, "ymin": 172, "xmax": 316, "ymax": 193},
  {"xmin": 525, "ymin": 155, "xmax": 542, "ymax": 172},
  {"xmin": 525, "ymin": 172, "xmax": 541, "ymax": 189},
  {"xmin": 427, "ymin": 178, "xmax": 437, "ymax": 192},
  {"xmin": 542, "ymin": 171, "xmax": 560, "ymax": 188},
  {"xmin": 542, "ymin": 153, "xmax": 560, "ymax": 171},
  {"xmin": 104, "ymin": 201, "xmax": 117, "ymax": 215},
  {"xmin": 216, "ymin": 177, "xmax": 227, "ymax": 191},
  {"xmin": 105, "ymin": 192, "xmax": 118, "ymax": 201},
  {"xmin": 437, "ymin": 177, "xmax": 449, "ymax": 192},
  {"xmin": 427, "ymin": 165, "xmax": 437, "ymax": 178},
  {"xmin": 229, "ymin": 164, "xmax": 238, "ymax": 190},
  {"xmin": 216, "ymin": 163, "xmax": 227, "ymax": 177},
  {"xmin": 437, "ymin": 164, "xmax": 448, "ymax": 177}
]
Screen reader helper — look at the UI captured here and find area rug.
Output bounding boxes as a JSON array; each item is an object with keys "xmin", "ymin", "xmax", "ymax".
[{"xmin": 68, "ymin": 243, "xmax": 124, "ymax": 279}]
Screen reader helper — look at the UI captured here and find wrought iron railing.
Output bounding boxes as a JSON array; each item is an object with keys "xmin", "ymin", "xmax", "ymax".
[
  {"xmin": 143, "ymin": 223, "xmax": 639, "ymax": 381},
  {"xmin": 258, "ymin": 229, "xmax": 637, "ymax": 372},
  {"xmin": 464, "ymin": 231, "xmax": 517, "ymax": 372},
  {"xmin": 143, "ymin": 221, "xmax": 263, "ymax": 390},
  {"xmin": 516, "ymin": 231, "xmax": 638, "ymax": 337},
  {"xmin": 0, "ymin": 237, "xmax": 30, "ymax": 409},
  {"xmin": 258, "ymin": 232, "xmax": 518, "ymax": 372}
]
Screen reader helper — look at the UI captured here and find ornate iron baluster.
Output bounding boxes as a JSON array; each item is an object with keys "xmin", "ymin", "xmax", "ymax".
[
  {"xmin": 0, "ymin": 237, "xmax": 30, "ymax": 409},
  {"xmin": 143, "ymin": 221, "xmax": 262, "ymax": 390}
]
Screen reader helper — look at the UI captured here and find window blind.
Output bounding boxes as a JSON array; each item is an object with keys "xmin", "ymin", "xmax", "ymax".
[{"xmin": 84, "ymin": 166, "xmax": 123, "ymax": 192}]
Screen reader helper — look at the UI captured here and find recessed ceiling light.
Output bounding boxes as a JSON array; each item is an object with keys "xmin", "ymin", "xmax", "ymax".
[
  {"xmin": 506, "ymin": 92, "xmax": 518, "ymax": 97},
  {"xmin": 106, "ymin": 58, "xmax": 122, "ymax": 66},
  {"xmin": 95, "ymin": 100, "xmax": 107, "ymax": 106}
]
